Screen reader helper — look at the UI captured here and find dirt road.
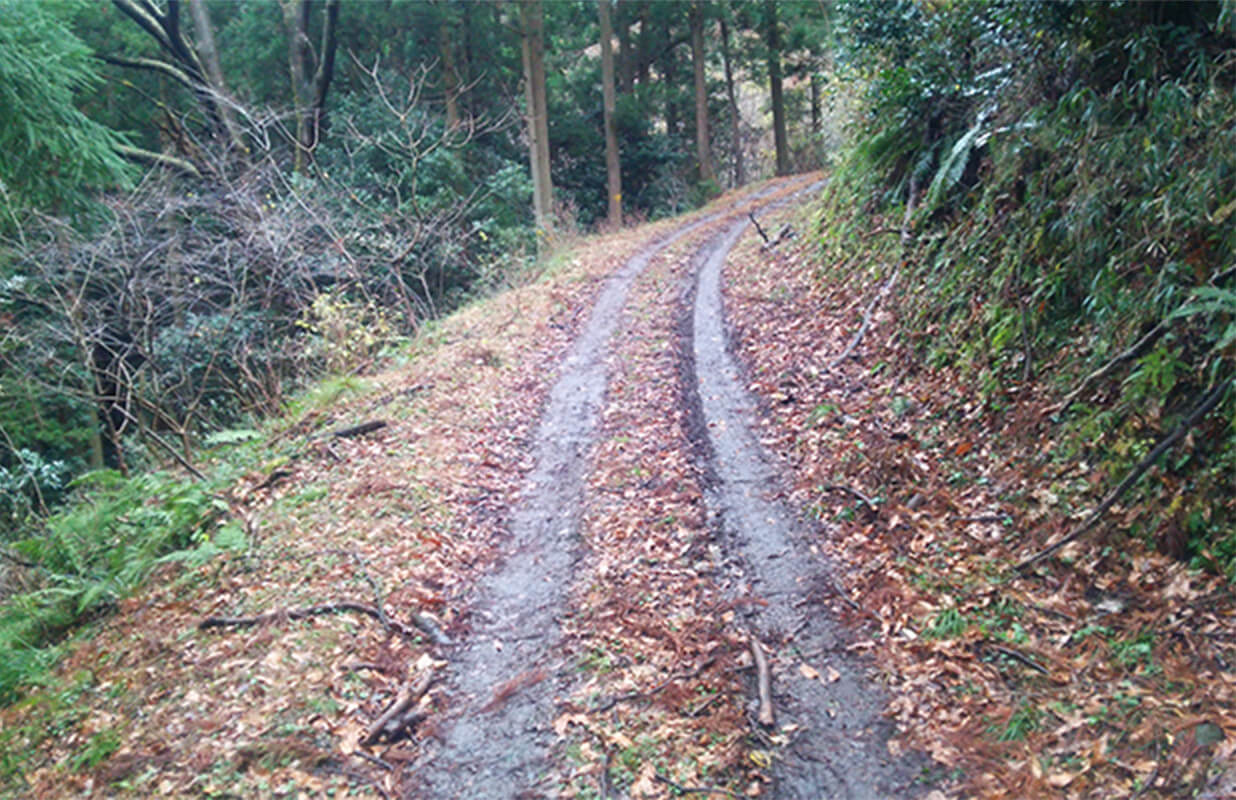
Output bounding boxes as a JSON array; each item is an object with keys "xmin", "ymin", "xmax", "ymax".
[{"xmin": 413, "ymin": 178, "xmax": 924, "ymax": 798}]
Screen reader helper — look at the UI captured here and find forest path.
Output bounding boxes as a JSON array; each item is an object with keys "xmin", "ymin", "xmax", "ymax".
[
  {"xmin": 414, "ymin": 176, "xmax": 922, "ymax": 798},
  {"xmin": 410, "ymin": 186, "xmax": 743, "ymax": 796}
]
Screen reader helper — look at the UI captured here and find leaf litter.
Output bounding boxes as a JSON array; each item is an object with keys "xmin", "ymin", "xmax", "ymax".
[{"xmin": 722, "ymin": 197, "xmax": 1236, "ymax": 799}]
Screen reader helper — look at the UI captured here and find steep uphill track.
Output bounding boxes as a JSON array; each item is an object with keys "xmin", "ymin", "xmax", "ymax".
[
  {"xmin": 683, "ymin": 192, "xmax": 926, "ymax": 798},
  {"xmin": 413, "ymin": 184, "xmax": 789, "ymax": 798}
]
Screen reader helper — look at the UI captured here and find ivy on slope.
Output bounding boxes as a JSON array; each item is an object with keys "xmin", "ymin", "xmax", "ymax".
[{"xmin": 828, "ymin": 0, "xmax": 1236, "ymax": 574}]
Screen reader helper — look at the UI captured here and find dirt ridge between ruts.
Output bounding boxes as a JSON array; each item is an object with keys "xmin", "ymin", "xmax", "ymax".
[
  {"xmin": 681, "ymin": 188, "xmax": 928, "ymax": 798},
  {"xmin": 411, "ymin": 185, "xmax": 789, "ymax": 798}
]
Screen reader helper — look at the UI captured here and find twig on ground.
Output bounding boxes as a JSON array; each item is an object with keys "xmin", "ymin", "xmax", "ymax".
[
  {"xmin": 653, "ymin": 773, "xmax": 738, "ymax": 797},
  {"xmin": 748, "ymin": 211, "xmax": 769, "ymax": 244},
  {"xmin": 364, "ymin": 668, "xmax": 436, "ymax": 745},
  {"xmin": 984, "ymin": 642, "xmax": 1049, "ymax": 675},
  {"xmin": 199, "ymin": 599, "xmax": 449, "ymax": 644},
  {"xmin": 479, "ymin": 668, "xmax": 549, "ymax": 713},
  {"xmin": 750, "ymin": 636, "xmax": 775, "ymax": 727},
  {"xmin": 1049, "ymin": 265, "xmax": 1236, "ymax": 418},
  {"xmin": 593, "ymin": 658, "xmax": 717, "ymax": 712},
  {"xmin": 599, "ymin": 748, "xmax": 612, "ymax": 800},
  {"xmin": 1016, "ymin": 375, "xmax": 1232, "ymax": 572},
  {"xmin": 252, "ymin": 469, "xmax": 293, "ymax": 493},
  {"xmin": 352, "ymin": 749, "xmax": 394, "ymax": 771},
  {"xmin": 955, "ymin": 513, "xmax": 1013, "ymax": 524},
  {"xmin": 825, "ymin": 268, "xmax": 900, "ymax": 370},
  {"xmin": 820, "ymin": 483, "xmax": 878, "ymax": 511}
]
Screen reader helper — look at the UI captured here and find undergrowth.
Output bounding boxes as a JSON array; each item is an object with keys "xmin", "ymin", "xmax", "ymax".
[
  {"xmin": 826, "ymin": 0, "xmax": 1236, "ymax": 574},
  {"xmin": 0, "ymin": 465, "xmax": 246, "ymax": 706}
]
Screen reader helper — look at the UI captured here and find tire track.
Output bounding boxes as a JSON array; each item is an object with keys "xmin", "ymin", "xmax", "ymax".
[
  {"xmin": 411, "ymin": 194, "xmax": 765, "ymax": 798},
  {"xmin": 682, "ymin": 192, "xmax": 927, "ymax": 798}
]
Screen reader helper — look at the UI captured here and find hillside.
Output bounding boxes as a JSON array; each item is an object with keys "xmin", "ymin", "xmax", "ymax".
[{"xmin": 3, "ymin": 163, "xmax": 1233, "ymax": 798}]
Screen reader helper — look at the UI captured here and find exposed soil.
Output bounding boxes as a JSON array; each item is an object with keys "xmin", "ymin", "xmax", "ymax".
[
  {"xmin": 411, "ymin": 197, "xmax": 761, "ymax": 796},
  {"xmin": 682, "ymin": 198, "xmax": 926, "ymax": 798}
]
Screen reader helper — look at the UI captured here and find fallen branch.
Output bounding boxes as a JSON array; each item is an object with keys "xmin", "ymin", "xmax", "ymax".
[
  {"xmin": 479, "ymin": 668, "xmax": 548, "ymax": 713},
  {"xmin": 199, "ymin": 599, "xmax": 450, "ymax": 645},
  {"xmin": 593, "ymin": 657, "xmax": 716, "ymax": 713},
  {"xmin": 750, "ymin": 636, "xmax": 775, "ymax": 727},
  {"xmin": 820, "ymin": 483, "xmax": 878, "ymax": 511},
  {"xmin": 984, "ymin": 642, "xmax": 1049, "ymax": 675},
  {"xmin": 1015, "ymin": 376, "xmax": 1232, "ymax": 572},
  {"xmin": 252, "ymin": 468, "xmax": 293, "ymax": 493},
  {"xmin": 748, "ymin": 211, "xmax": 769, "ymax": 244},
  {"xmin": 1049, "ymin": 265, "xmax": 1236, "ymax": 418},
  {"xmin": 825, "ymin": 268, "xmax": 900, "ymax": 370},
  {"xmin": 363, "ymin": 668, "xmax": 436, "ymax": 745},
  {"xmin": 653, "ymin": 773, "xmax": 738, "ymax": 797},
  {"xmin": 332, "ymin": 420, "xmax": 389, "ymax": 439},
  {"xmin": 1047, "ymin": 320, "xmax": 1172, "ymax": 417}
]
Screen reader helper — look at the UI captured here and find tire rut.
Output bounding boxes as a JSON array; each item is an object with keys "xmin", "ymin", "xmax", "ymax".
[
  {"xmin": 682, "ymin": 192, "xmax": 928, "ymax": 798},
  {"xmin": 411, "ymin": 205, "xmax": 735, "ymax": 798}
]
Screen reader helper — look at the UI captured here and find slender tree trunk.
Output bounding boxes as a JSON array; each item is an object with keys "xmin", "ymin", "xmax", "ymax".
[
  {"xmin": 520, "ymin": 0, "xmax": 553, "ymax": 236},
  {"xmin": 281, "ymin": 1, "xmax": 310, "ymax": 174},
  {"xmin": 662, "ymin": 44, "xmax": 680, "ymax": 139},
  {"xmin": 689, "ymin": 1, "xmax": 714, "ymax": 184},
  {"xmin": 281, "ymin": 0, "xmax": 339, "ymax": 174},
  {"xmin": 720, "ymin": 15, "xmax": 744, "ymax": 186},
  {"xmin": 599, "ymin": 0, "xmax": 623, "ymax": 227},
  {"xmin": 439, "ymin": 9, "xmax": 461, "ymax": 129},
  {"xmin": 187, "ymin": 0, "xmax": 246, "ymax": 154},
  {"xmin": 616, "ymin": 0, "xmax": 634, "ymax": 94},
  {"xmin": 810, "ymin": 73, "xmax": 821, "ymax": 134},
  {"xmin": 109, "ymin": 0, "xmax": 236, "ymax": 160},
  {"xmin": 764, "ymin": 0, "xmax": 790, "ymax": 176},
  {"xmin": 636, "ymin": 0, "xmax": 652, "ymax": 87}
]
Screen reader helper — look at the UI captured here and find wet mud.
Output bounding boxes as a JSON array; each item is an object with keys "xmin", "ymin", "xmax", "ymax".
[
  {"xmin": 412, "ymin": 212, "xmax": 720, "ymax": 798},
  {"xmin": 682, "ymin": 202, "xmax": 927, "ymax": 798}
]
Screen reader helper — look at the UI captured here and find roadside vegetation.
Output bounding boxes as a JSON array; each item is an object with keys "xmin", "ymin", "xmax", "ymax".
[{"xmin": 714, "ymin": 2, "xmax": 1236, "ymax": 795}]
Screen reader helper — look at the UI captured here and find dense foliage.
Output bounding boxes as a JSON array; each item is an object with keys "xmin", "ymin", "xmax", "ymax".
[{"xmin": 825, "ymin": 0, "xmax": 1236, "ymax": 572}]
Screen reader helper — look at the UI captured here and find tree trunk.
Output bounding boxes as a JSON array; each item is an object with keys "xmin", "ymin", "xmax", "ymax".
[
  {"xmin": 636, "ymin": 0, "xmax": 652, "ymax": 87},
  {"xmin": 661, "ymin": 43, "xmax": 681, "ymax": 139},
  {"xmin": 599, "ymin": 0, "xmax": 623, "ymax": 227},
  {"xmin": 616, "ymin": 0, "xmax": 634, "ymax": 94},
  {"xmin": 109, "ymin": 0, "xmax": 237, "ymax": 159},
  {"xmin": 439, "ymin": 6, "xmax": 461, "ymax": 129},
  {"xmin": 764, "ymin": 0, "xmax": 790, "ymax": 176},
  {"xmin": 720, "ymin": 15, "xmax": 744, "ymax": 187},
  {"xmin": 811, "ymin": 73, "xmax": 821, "ymax": 134},
  {"xmin": 519, "ymin": 0, "xmax": 553, "ymax": 236},
  {"xmin": 281, "ymin": 0, "xmax": 340, "ymax": 174},
  {"xmin": 187, "ymin": 0, "xmax": 246, "ymax": 155},
  {"xmin": 689, "ymin": 1, "xmax": 714, "ymax": 185}
]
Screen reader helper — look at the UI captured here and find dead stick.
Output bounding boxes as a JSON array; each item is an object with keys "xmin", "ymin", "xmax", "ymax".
[
  {"xmin": 364, "ymin": 669, "xmax": 435, "ymax": 745},
  {"xmin": 821, "ymin": 483, "xmax": 877, "ymax": 511},
  {"xmin": 826, "ymin": 268, "xmax": 900, "ymax": 370},
  {"xmin": 1016, "ymin": 376, "xmax": 1232, "ymax": 572},
  {"xmin": 748, "ymin": 211, "xmax": 769, "ymax": 244},
  {"xmin": 653, "ymin": 774, "xmax": 738, "ymax": 797},
  {"xmin": 1049, "ymin": 266, "xmax": 1236, "ymax": 418},
  {"xmin": 1048, "ymin": 320, "xmax": 1171, "ymax": 417},
  {"xmin": 985, "ymin": 642, "xmax": 1049, "ymax": 675},
  {"xmin": 332, "ymin": 420, "xmax": 388, "ymax": 439},
  {"xmin": 750, "ymin": 636, "xmax": 775, "ymax": 727},
  {"xmin": 594, "ymin": 657, "xmax": 716, "ymax": 712},
  {"xmin": 199, "ymin": 599, "xmax": 447, "ymax": 644}
]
